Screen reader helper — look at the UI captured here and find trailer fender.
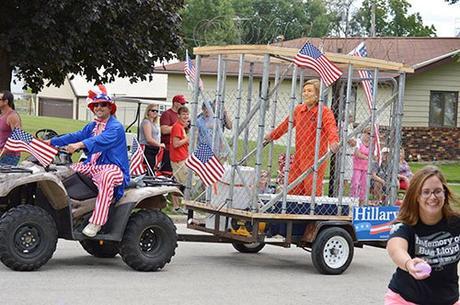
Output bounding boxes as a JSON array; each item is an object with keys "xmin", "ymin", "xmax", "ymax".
[{"xmin": 302, "ymin": 221, "xmax": 357, "ymax": 243}]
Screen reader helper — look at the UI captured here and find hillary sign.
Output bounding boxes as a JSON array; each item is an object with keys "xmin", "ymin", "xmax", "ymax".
[{"xmin": 352, "ymin": 206, "xmax": 400, "ymax": 241}]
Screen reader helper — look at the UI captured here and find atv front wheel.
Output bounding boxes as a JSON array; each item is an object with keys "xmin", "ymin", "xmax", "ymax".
[
  {"xmin": 0, "ymin": 205, "xmax": 58, "ymax": 271},
  {"xmin": 80, "ymin": 240, "xmax": 119, "ymax": 258},
  {"xmin": 119, "ymin": 210, "xmax": 177, "ymax": 271}
]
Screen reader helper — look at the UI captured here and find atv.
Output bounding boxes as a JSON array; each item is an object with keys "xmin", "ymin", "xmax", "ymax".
[{"xmin": 0, "ymin": 136, "xmax": 182, "ymax": 271}]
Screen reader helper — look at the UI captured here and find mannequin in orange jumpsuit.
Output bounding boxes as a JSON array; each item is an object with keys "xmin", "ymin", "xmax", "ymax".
[{"xmin": 265, "ymin": 79, "xmax": 339, "ymax": 196}]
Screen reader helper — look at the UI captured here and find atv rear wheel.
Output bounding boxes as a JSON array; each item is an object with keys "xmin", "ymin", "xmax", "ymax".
[
  {"xmin": 119, "ymin": 210, "xmax": 177, "ymax": 271},
  {"xmin": 0, "ymin": 205, "xmax": 58, "ymax": 271},
  {"xmin": 80, "ymin": 240, "xmax": 119, "ymax": 258}
]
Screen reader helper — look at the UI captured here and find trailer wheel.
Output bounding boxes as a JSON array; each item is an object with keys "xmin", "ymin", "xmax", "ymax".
[
  {"xmin": 0, "ymin": 205, "xmax": 58, "ymax": 271},
  {"xmin": 232, "ymin": 242, "xmax": 265, "ymax": 253},
  {"xmin": 119, "ymin": 210, "xmax": 177, "ymax": 271},
  {"xmin": 80, "ymin": 240, "xmax": 119, "ymax": 258},
  {"xmin": 311, "ymin": 227, "xmax": 353, "ymax": 275}
]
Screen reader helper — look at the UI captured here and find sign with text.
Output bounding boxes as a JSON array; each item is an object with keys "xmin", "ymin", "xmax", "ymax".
[{"xmin": 353, "ymin": 206, "xmax": 400, "ymax": 241}]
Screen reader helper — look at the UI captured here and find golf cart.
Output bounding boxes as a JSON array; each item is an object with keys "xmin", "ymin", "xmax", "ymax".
[{"xmin": 0, "ymin": 124, "xmax": 182, "ymax": 271}]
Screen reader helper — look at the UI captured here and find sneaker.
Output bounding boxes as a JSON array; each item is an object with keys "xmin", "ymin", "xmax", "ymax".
[
  {"xmin": 174, "ymin": 207, "xmax": 188, "ymax": 215},
  {"xmin": 82, "ymin": 223, "xmax": 102, "ymax": 237}
]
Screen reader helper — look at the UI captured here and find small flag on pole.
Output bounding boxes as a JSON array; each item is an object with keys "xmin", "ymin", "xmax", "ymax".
[
  {"xmin": 349, "ymin": 42, "xmax": 374, "ymax": 105},
  {"xmin": 293, "ymin": 42, "xmax": 342, "ymax": 87},
  {"xmin": 185, "ymin": 143, "xmax": 224, "ymax": 187},
  {"xmin": 184, "ymin": 49, "xmax": 204, "ymax": 91},
  {"xmin": 349, "ymin": 42, "xmax": 382, "ymax": 163},
  {"xmin": 4, "ymin": 128, "xmax": 58, "ymax": 167},
  {"xmin": 129, "ymin": 138, "xmax": 146, "ymax": 176}
]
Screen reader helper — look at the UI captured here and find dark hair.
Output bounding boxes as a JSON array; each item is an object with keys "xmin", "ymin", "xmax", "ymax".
[
  {"xmin": 398, "ymin": 165, "xmax": 459, "ymax": 225},
  {"xmin": 178, "ymin": 106, "xmax": 189, "ymax": 115},
  {"xmin": 1, "ymin": 90, "xmax": 15, "ymax": 110}
]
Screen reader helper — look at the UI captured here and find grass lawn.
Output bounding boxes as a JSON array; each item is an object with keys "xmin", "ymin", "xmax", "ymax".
[
  {"xmin": 18, "ymin": 116, "xmax": 460, "ymax": 199},
  {"xmin": 410, "ymin": 162, "xmax": 460, "ymax": 183},
  {"xmin": 22, "ymin": 114, "xmax": 88, "ymax": 135}
]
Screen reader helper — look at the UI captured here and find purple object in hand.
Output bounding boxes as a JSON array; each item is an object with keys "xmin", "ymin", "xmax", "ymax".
[{"xmin": 415, "ymin": 262, "xmax": 432, "ymax": 277}]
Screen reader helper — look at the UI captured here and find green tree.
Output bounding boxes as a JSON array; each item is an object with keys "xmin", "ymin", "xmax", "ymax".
[
  {"xmin": 326, "ymin": 0, "xmax": 356, "ymax": 37},
  {"xmin": 233, "ymin": 0, "xmax": 331, "ymax": 44},
  {"xmin": 181, "ymin": 0, "xmax": 240, "ymax": 51},
  {"xmin": 180, "ymin": 0, "xmax": 333, "ymax": 54},
  {"xmin": 350, "ymin": 0, "xmax": 436, "ymax": 37},
  {"xmin": 0, "ymin": 0, "xmax": 184, "ymax": 92}
]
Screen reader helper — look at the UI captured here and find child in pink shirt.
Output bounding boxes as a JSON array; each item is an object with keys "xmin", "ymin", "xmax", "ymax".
[{"xmin": 350, "ymin": 127, "xmax": 371, "ymax": 204}]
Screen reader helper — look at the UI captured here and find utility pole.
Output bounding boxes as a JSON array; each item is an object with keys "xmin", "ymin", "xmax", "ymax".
[{"xmin": 370, "ymin": 2, "xmax": 376, "ymax": 37}]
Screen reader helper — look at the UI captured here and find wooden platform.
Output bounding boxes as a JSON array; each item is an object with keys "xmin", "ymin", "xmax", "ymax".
[{"xmin": 184, "ymin": 200, "xmax": 352, "ymax": 222}]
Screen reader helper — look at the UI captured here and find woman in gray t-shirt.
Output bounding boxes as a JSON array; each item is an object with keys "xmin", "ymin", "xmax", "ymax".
[{"xmin": 139, "ymin": 103, "xmax": 165, "ymax": 174}]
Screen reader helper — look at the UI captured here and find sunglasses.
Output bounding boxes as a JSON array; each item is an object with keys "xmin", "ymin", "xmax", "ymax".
[
  {"xmin": 93, "ymin": 102, "xmax": 109, "ymax": 108},
  {"xmin": 149, "ymin": 109, "xmax": 158, "ymax": 113}
]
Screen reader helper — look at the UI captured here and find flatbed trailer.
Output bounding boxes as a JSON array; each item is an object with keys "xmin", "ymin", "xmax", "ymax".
[{"xmin": 176, "ymin": 43, "xmax": 410, "ymax": 274}]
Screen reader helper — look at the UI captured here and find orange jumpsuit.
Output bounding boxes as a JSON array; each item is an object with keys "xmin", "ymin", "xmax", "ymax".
[{"xmin": 269, "ymin": 103, "xmax": 339, "ymax": 196}]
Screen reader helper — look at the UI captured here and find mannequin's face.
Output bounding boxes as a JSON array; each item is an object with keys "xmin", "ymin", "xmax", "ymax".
[{"xmin": 303, "ymin": 84, "xmax": 318, "ymax": 107}]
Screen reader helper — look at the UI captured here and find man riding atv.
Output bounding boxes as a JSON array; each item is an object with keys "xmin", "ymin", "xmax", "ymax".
[
  {"xmin": 0, "ymin": 86, "xmax": 181, "ymax": 272},
  {"xmin": 45, "ymin": 85, "xmax": 129, "ymax": 237}
]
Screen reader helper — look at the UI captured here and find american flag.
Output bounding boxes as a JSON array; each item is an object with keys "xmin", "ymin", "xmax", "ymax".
[
  {"xmin": 349, "ymin": 42, "xmax": 382, "ymax": 163},
  {"xmin": 129, "ymin": 138, "xmax": 146, "ymax": 176},
  {"xmin": 370, "ymin": 221, "xmax": 395, "ymax": 235},
  {"xmin": 4, "ymin": 128, "xmax": 58, "ymax": 167},
  {"xmin": 184, "ymin": 49, "xmax": 204, "ymax": 91},
  {"xmin": 185, "ymin": 143, "xmax": 224, "ymax": 186},
  {"xmin": 354, "ymin": 220, "xmax": 395, "ymax": 235},
  {"xmin": 293, "ymin": 42, "xmax": 342, "ymax": 87}
]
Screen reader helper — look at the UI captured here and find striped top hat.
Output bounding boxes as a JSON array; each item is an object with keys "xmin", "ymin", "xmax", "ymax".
[{"xmin": 87, "ymin": 84, "xmax": 116, "ymax": 115}]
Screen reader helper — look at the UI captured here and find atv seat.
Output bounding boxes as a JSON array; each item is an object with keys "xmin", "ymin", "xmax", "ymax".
[{"xmin": 63, "ymin": 172, "xmax": 98, "ymax": 201}]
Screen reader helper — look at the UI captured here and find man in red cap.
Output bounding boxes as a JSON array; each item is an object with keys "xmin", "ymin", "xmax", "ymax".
[
  {"xmin": 160, "ymin": 94, "xmax": 188, "ymax": 213},
  {"xmin": 47, "ymin": 85, "xmax": 130, "ymax": 237}
]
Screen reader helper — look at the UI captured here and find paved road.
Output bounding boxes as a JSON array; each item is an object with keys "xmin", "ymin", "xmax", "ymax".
[{"xmin": 0, "ymin": 225, "xmax": 397, "ymax": 305}]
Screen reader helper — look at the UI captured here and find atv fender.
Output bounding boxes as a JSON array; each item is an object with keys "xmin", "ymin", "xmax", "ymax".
[
  {"xmin": 0, "ymin": 171, "xmax": 68, "ymax": 210},
  {"xmin": 117, "ymin": 185, "xmax": 183, "ymax": 210}
]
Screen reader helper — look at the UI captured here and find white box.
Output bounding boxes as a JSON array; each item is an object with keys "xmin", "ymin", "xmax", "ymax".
[{"xmin": 210, "ymin": 165, "xmax": 256, "ymax": 210}]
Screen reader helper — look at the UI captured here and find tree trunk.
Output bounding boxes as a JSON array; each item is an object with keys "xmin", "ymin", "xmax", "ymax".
[{"xmin": 0, "ymin": 48, "xmax": 12, "ymax": 91}]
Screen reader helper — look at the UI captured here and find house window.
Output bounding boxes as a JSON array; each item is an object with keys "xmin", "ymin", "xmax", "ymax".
[{"xmin": 429, "ymin": 91, "xmax": 458, "ymax": 127}]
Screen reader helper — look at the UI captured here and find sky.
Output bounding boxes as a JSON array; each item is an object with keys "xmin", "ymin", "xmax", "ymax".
[
  {"xmin": 408, "ymin": 0, "xmax": 460, "ymax": 37},
  {"xmin": 9, "ymin": 0, "xmax": 460, "ymax": 93}
]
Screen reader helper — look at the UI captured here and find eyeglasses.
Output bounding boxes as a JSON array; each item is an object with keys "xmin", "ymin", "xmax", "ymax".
[
  {"xmin": 149, "ymin": 109, "xmax": 158, "ymax": 113},
  {"xmin": 93, "ymin": 102, "xmax": 108, "ymax": 108},
  {"xmin": 420, "ymin": 188, "xmax": 445, "ymax": 198}
]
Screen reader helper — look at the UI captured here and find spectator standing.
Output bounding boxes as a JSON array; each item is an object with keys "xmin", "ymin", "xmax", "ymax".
[
  {"xmin": 196, "ymin": 101, "xmax": 232, "ymax": 159},
  {"xmin": 170, "ymin": 106, "xmax": 190, "ymax": 214},
  {"xmin": 399, "ymin": 148, "xmax": 413, "ymax": 191},
  {"xmin": 139, "ymin": 103, "xmax": 165, "ymax": 173},
  {"xmin": 371, "ymin": 147, "xmax": 391, "ymax": 201},
  {"xmin": 0, "ymin": 90, "xmax": 22, "ymax": 166},
  {"xmin": 385, "ymin": 166, "xmax": 460, "ymax": 305},
  {"xmin": 160, "ymin": 95, "xmax": 187, "ymax": 173},
  {"xmin": 350, "ymin": 126, "xmax": 371, "ymax": 205}
]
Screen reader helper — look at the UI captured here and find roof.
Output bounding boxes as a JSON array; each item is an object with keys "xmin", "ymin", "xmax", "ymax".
[
  {"xmin": 69, "ymin": 74, "xmax": 168, "ymax": 99},
  {"xmin": 159, "ymin": 37, "xmax": 460, "ymax": 77}
]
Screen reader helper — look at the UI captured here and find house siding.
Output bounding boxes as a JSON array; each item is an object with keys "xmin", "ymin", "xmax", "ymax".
[{"xmin": 403, "ymin": 62, "xmax": 460, "ymax": 127}]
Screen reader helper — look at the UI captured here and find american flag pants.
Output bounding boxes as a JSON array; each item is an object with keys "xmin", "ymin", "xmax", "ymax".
[{"xmin": 71, "ymin": 163, "xmax": 124, "ymax": 226}]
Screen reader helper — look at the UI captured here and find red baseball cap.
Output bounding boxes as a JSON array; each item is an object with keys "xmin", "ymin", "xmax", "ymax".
[{"xmin": 172, "ymin": 95, "xmax": 187, "ymax": 105}]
